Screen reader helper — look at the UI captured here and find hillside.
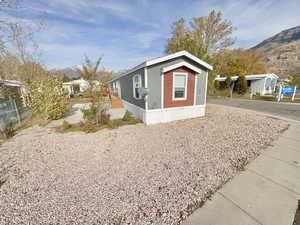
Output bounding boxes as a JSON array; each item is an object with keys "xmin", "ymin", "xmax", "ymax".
[
  {"xmin": 253, "ymin": 26, "xmax": 300, "ymax": 78},
  {"xmin": 50, "ymin": 66, "xmax": 81, "ymax": 79},
  {"xmin": 50, "ymin": 66, "xmax": 126, "ymax": 81}
]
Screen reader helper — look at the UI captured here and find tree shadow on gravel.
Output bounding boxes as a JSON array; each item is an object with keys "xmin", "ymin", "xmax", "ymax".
[
  {"xmin": 293, "ymin": 200, "xmax": 300, "ymax": 225},
  {"xmin": 0, "ymin": 168, "xmax": 8, "ymax": 188}
]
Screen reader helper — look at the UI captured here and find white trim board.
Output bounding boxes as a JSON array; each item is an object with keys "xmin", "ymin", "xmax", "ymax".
[
  {"xmin": 144, "ymin": 67, "xmax": 148, "ymax": 110},
  {"xmin": 132, "ymin": 74, "xmax": 142, "ymax": 99},
  {"xmin": 162, "ymin": 61, "xmax": 203, "ymax": 74},
  {"xmin": 172, "ymin": 72, "xmax": 188, "ymax": 101},
  {"xmin": 147, "ymin": 51, "xmax": 213, "ymax": 71},
  {"xmin": 204, "ymin": 71, "xmax": 208, "ymax": 105},
  {"xmin": 161, "ymin": 70, "xmax": 164, "ymax": 109},
  {"xmin": 109, "ymin": 50, "xmax": 213, "ymax": 83},
  {"xmin": 194, "ymin": 74, "xmax": 198, "ymax": 105}
]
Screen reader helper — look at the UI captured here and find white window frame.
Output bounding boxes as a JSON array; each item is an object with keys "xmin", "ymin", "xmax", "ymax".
[
  {"xmin": 133, "ymin": 74, "xmax": 142, "ymax": 99},
  {"xmin": 172, "ymin": 72, "xmax": 188, "ymax": 101}
]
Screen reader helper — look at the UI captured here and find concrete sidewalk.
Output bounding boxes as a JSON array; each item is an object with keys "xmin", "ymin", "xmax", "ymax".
[{"xmin": 183, "ymin": 122, "xmax": 300, "ymax": 225}]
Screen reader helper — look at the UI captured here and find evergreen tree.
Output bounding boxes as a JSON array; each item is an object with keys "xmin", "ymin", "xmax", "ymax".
[
  {"xmin": 225, "ymin": 76, "xmax": 232, "ymax": 89},
  {"xmin": 236, "ymin": 75, "xmax": 248, "ymax": 95}
]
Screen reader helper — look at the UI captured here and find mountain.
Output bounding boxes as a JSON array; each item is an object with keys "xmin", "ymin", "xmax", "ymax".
[
  {"xmin": 252, "ymin": 26, "xmax": 300, "ymax": 78},
  {"xmin": 50, "ymin": 65, "xmax": 82, "ymax": 79},
  {"xmin": 50, "ymin": 65, "xmax": 126, "ymax": 81}
]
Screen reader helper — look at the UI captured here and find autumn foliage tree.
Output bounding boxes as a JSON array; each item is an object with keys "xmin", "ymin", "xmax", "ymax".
[
  {"xmin": 219, "ymin": 49, "xmax": 266, "ymax": 77},
  {"xmin": 165, "ymin": 10, "xmax": 235, "ymax": 91},
  {"xmin": 165, "ymin": 10, "xmax": 234, "ymax": 60}
]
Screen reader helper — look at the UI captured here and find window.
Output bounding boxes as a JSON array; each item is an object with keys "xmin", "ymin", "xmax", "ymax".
[
  {"xmin": 173, "ymin": 73, "xmax": 187, "ymax": 100},
  {"xmin": 133, "ymin": 74, "xmax": 142, "ymax": 99}
]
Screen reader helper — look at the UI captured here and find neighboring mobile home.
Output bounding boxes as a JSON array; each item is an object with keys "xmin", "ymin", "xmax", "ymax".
[
  {"xmin": 215, "ymin": 74, "xmax": 278, "ymax": 95},
  {"xmin": 108, "ymin": 51, "xmax": 213, "ymax": 125},
  {"xmin": 63, "ymin": 78, "xmax": 100, "ymax": 96},
  {"xmin": 0, "ymin": 80, "xmax": 27, "ymax": 101}
]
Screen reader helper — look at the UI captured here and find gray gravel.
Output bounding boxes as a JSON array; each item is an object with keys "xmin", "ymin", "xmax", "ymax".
[{"xmin": 0, "ymin": 105, "xmax": 288, "ymax": 225}]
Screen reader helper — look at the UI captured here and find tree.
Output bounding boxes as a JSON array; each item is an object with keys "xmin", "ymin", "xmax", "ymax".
[
  {"xmin": 220, "ymin": 49, "xmax": 266, "ymax": 77},
  {"xmin": 0, "ymin": 1, "xmax": 45, "ymax": 85},
  {"xmin": 189, "ymin": 10, "xmax": 235, "ymax": 56},
  {"xmin": 78, "ymin": 56, "xmax": 103, "ymax": 98},
  {"xmin": 214, "ymin": 80, "xmax": 220, "ymax": 90},
  {"xmin": 235, "ymin": 75, "xmax": 248, "ymax": 95},
  {"xmin": 78, "ymin": 56, "xmax": 112, "ymax": 125},
  {"xmin": 79, "ymin": 56, "xmax": 102, "ymax": 81},
  {"xmin": 225, "ymin": 76, "xmax": 232, "ymax": 89},
  {"xmin": 62, "ymin": 75, "xmax": 71, "ymax": 82},
  {"xmin": 287, "ymin": 72, "xmax": 300, "ymax": 89},
  {"xmin": 165, "ymin": 10, "xmax": 235, "ymax": 92},
  {"xmin": 165, "ymin": 10, "xmax": 234, "ymax": 59}
]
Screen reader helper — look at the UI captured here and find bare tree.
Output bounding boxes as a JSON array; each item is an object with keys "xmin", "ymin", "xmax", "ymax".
[
  {"xmin": 8, "ymin": 22, "xmax": 43, "ymax": 64},
  {"xmin": 0, "ymin": 0, "xmax": 45, "ymax": 83}
]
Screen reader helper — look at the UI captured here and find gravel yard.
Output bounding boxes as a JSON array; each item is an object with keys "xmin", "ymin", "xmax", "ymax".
[{"xmin": 0, "ymin": 105, "xmax": 288, "ymax": 225}]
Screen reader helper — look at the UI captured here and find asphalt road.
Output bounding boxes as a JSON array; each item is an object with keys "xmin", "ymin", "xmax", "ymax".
[{"xmin": 208, "ymin": 98, "xmax": 300, "ymax": 121}]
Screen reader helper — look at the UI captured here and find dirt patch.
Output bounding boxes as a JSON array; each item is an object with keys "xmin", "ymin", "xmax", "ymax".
[{"xmin": 0, "ymin": 105, "xmax": 288, "ymax": 225}]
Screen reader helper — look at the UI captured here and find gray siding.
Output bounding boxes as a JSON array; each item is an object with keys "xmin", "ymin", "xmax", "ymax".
[
  {"xmin": 196, "ymin": 70, "xmax": 208, "ymax": 105},
  {"xmin": 119, "ymin": 67, "xmax": 145, "ymax": 109},
  {"xmin": 147, "ymin": 56, "xmax": 209, "ymax": 109}
]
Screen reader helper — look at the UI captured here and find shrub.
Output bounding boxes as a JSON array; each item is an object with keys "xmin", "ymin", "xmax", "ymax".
[
  {"xmin": 122, "ymin": 111, "xmax": 140, "ymax": 124},
  {"xmin": 214, "ymin": 80, "xmax": 220, "ymax": 90},
  {"xmin": 1, "ymin": 121, "xmax": 15, "ymax": 139},
  {"xmin": 82, "ymin": 107, "xmax": 97, "ymax": 122},
  {"xmin": 225, "ymin": 76, "xmax": 232, "ymax": 89},
  {"xmin": 122, "ymin": 110, "xmax": 133, "ymax": 121},
  {"xmin": 24, "ymin": 75, "xmax": 69, "ymax": 120},
  {"xmin": 82, "ymin": 106, "xmax": 110, "ymax": 125},
  {"xmin": 107, "ymin": 120, "xmax": 123, "ymax": 129},
  {"xmin": 219, "ymin": 80, "xmax": 227, "ymax": 90},
  {"xmin": 80, "ymin": 122, "xmax": 99, "ymax": 133},
  {"xmin": 99, "ymin": 112, "xmax": 110, "ymax": 125},
  {"xmin": 235, "ymin": 75, "xmax": 248, "ymax": 95},
  {"xmin": 62, "ymin": 120, "xmax": 71, "ymax": 130}
]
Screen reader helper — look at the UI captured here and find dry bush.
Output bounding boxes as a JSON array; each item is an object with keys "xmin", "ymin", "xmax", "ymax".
[
  {"xmin": 0, "ymin": 121, "xmax": 15, "ymax": 139},
  {"xmin": 24, "ymin": 74, "xmax": 69, "ymax": 120}
]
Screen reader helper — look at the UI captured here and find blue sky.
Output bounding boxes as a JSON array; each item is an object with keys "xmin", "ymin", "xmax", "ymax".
[{"xmin": 2, "ymin": 0, "xmax": 300, "ymax": 70}]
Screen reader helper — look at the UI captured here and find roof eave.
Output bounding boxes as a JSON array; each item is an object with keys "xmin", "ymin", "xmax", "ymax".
[{"xmin": 108, "ymin": 51, "xmax": 213, "ymax": 83}]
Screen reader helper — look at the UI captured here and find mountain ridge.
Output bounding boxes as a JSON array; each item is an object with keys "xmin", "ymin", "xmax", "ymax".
[{"xmin": 252, "ymin": 26, "xmax": 300, "ymax": 78}]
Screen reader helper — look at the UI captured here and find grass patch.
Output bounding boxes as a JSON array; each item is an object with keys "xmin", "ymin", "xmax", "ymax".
[
  {"xmin": 56, "ymin": 111, "xmax": 141, "ymax": 133},
  {"xmin": 293, "ymin": 200, "xmax": 300, "ymax": 225}
]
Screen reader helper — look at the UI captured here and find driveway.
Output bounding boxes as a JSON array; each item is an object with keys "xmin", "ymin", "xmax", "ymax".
[
  {"xmin": 208, "ymin": 98, "xmax": 300, "ymax": 121},
  {"xmin": 0, "ymin": 105, "xmax": 287, "ymax": 225}
]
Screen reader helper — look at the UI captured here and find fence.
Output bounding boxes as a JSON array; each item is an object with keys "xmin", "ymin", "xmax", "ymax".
[{"xmin": 0, "ymin": 98, "xmax": 27, "ymax": 132}]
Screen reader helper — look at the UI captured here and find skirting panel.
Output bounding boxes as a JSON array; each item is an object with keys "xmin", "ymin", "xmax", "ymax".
[
  {"xmin": 145, "ymin": 105, "xmax": 205, "ymax": 125},
  {"xmin": 122, "ymin": 100, "xmax": 146, "ymax": 122},
  {"xmin": 122, "ymin": 100, "xmax": 205, "ymax": 125}
]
